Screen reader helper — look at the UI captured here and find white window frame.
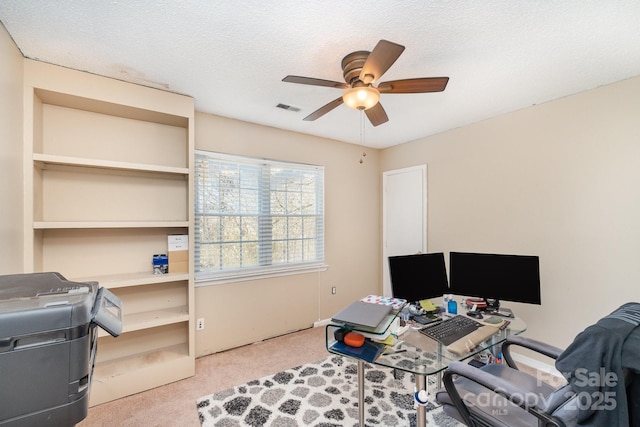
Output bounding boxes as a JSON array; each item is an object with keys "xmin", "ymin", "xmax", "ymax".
[{"xmin": 194, "ymin": 150, "xmax": 327, "ymax": 286}]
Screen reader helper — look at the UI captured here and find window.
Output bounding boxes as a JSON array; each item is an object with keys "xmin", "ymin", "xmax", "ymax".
[{"xmin": 194, "ymin": 151, "xmax": 325, "ymax": 284}]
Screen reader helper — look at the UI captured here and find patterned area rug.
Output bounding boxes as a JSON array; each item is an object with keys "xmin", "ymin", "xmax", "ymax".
[{"xmin": 196, "ymin": 354, "xmax": 462, "ymax": 426}]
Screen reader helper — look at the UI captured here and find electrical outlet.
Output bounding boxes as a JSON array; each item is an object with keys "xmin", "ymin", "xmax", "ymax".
[
  {"xmin": 331, "ymin": 286, "xmax": 336, "ymax": 295},
  {"xmin": 196, "ymin": 318, "xmax": 205, "ymax": 330}
]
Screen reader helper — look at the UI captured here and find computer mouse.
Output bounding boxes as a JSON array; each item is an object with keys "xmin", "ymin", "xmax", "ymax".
[{"xmin": 467, "ymin": 310, "xmax": 483, "ymax": 319}]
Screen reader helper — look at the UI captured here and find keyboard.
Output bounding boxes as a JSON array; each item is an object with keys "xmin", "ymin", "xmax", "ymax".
[
  {"xmin": 420, "ymin": 315, "xmax": 499, "ymax": 355},
  {"xmin": 419, "ymin": 315, "xmax": 484, "ymax": 346}
]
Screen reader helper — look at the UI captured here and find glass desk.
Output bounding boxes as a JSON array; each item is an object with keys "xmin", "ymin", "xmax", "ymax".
[{"xmin": 326, "ymin": 314, "xmax": 527, "ymax": 427}]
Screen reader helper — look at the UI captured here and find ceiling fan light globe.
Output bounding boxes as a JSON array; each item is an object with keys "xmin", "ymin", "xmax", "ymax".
[{"xmin": 342, "ymin": 87, "xmax": 380, "ymax": 111}]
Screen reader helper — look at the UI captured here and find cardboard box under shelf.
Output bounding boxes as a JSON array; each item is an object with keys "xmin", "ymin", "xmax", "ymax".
[{"xmin": 168, "ymin": 250, "xmax": 188, "ymax": 273}]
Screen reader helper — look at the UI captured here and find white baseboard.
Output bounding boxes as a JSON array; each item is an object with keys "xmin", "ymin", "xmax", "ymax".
[{"xmin": 313, "ymin": 318, "xmax": 331, "ymax": 328}]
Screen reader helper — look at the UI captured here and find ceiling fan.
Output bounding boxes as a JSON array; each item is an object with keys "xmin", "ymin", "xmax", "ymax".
[{"xmin": 282, "ymin": 40, "xmax": 449, "ymax": 127}]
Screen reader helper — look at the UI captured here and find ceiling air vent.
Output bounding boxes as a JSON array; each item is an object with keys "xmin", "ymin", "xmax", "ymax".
[{"xmin": 276, "ymin": 103, "xmax": 301, "ymax": 112}]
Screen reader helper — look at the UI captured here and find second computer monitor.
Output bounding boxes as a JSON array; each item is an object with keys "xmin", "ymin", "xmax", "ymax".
[
  {"xmin": 449, "ymin": 251, "xmax": 541, "ymax": 307},
  {"xmin": 388, "ymin": 252, "xmax": 449, "ymax": 303}
]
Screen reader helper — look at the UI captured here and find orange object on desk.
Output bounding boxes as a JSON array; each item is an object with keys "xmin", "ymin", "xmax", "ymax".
[{"xmin": 344, "ymin": 332, "xmax": 365, "ymax": 347}]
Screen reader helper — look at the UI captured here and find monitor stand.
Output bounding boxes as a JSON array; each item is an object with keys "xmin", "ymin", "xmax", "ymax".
[
  {"xmin": 481, "ymin": 299, "xmax": 514, "ymax": 317},
  {"xmin": 483, "ymin": 298, "xmax": 500, "ymax": 311}
]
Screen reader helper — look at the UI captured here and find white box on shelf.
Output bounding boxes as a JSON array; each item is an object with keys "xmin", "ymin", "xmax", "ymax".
[{"xmin": 168, "ymin": 235, "xmax": 188, "ymax": 251}]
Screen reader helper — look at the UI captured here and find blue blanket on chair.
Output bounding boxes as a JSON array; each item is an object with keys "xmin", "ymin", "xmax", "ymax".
[{"xmin": 555, "ymin": 302, "xmax": 640, "ymax": 427}]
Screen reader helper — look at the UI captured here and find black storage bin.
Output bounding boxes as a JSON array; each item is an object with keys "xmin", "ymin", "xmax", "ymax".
[{"xmin": 0, "ymin": 272, "xmax": 121, "ymax": 426}]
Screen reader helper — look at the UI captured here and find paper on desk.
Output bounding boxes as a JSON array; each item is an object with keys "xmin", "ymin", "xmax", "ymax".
[
  {"xmin": 419, "ymin": 299, "xmax": 437, "ymax": 312},
  {"xmin": 373, "ymin": 334, "xmax": 395, "ymax": 346}
]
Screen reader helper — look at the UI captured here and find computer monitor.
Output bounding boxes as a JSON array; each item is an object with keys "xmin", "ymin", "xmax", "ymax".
[
  {"xmin": 388, "ymin": 252, "xmax": 449, "ymax": 303},
  {"xmin": 449, "ymin": 252, "xmax": 541, "ymax": 310}
]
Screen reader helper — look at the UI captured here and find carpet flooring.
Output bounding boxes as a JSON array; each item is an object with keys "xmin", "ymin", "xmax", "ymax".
[{"xmin": 196, "ymin": 354, "xmax": 462, "ymax": 427}]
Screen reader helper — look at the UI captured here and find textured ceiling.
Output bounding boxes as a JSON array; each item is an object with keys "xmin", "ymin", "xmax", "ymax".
[{"xmin": 2, "ymin": 1, "xmax": 640, "ymax": 149}]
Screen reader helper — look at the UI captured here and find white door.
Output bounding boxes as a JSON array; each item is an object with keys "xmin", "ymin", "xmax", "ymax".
[{"xmin": 382, "ymin": 165, "xmax": 427, "ymax": 296}]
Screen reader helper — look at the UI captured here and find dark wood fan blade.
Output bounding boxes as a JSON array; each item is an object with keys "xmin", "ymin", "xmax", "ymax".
[
  {"xmin": 359, "ymin": 40, "xmax": 405, "ymax": 84},
  {"xmin": 303, "ymin": 97, "xmax": 344, "ymax": 121},
  {"xmin": 365, "ymin": 102, "xmax": 389, "ymax": 127},
  {"xmin": 378, "ymin": 77, "xmax": 449, "ymax": 93},
  {"xmin": 283, "ymin": 75, "xmax": 348, "ymax": 89}
]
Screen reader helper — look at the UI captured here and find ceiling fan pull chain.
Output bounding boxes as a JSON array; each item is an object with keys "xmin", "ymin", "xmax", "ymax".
[{"xmin": 360, "ymin": 111, "xmax": 367, "ymax": 164}]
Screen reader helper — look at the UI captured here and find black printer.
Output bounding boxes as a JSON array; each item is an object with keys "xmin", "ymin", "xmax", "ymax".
[{"xmin": 0, "ymin": 272, "xmax": 122, "ymax": 426}]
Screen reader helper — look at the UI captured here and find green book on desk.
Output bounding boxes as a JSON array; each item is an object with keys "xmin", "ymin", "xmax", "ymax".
[{"xmin": 330, "ymin": 339, "xmax": 385, "ymax": 363}]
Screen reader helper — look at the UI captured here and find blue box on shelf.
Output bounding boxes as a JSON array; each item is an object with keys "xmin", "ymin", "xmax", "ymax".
[{"xmin": 153, "ymin": 254, "xmax": 168, "ymax": 274}]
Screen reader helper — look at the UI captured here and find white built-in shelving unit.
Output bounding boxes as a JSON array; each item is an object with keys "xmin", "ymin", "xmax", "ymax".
[{"xmin": 22, "ymin": 60, "xmax": 195, "ymax": 406}]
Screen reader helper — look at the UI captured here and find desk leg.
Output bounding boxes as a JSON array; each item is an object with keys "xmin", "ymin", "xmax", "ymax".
[
  {"xmin": 415, "ymin": 374, "xmax": 427, "ymax": 427},
  {"xmin": 436, "ymin": 343, "xmax": 443, "ymax": 389},
  {"xmin": 357, "ymin": 359, "xmax": 365, "ymax": 426}
]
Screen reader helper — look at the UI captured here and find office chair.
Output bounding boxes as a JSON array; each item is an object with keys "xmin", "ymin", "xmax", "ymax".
[{"xmin": 436, "ymin": 302, "xmax": 640, "ymax": 427}]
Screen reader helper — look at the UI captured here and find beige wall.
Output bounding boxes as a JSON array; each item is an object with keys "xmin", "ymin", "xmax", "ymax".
[
  {"xmin": 5, "ymin": 23, "xmax": 639, "ymax": 358},
  {"xmin": 0, "ymin": 23, "xmax": 24, "ymax": 274},
  {"xmin": 381, "ymin": 76, "xmax": 640, "ymax": 351},
  {"xmin": 194, "ymin": 113, "xmax": 382, "ymax": 356}
]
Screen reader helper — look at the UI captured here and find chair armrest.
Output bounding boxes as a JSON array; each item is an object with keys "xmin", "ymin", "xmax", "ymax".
[
  {"xmin": 443, "ymin": 362, "xmax": 565, "ymax": 427},
  {"xmin": 445, "ymin": 361, "xmax": 534, "ymax": 408},
  {"xmin": 502, "ymin": 335, "xmax": 564, "ymax": 369}
]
